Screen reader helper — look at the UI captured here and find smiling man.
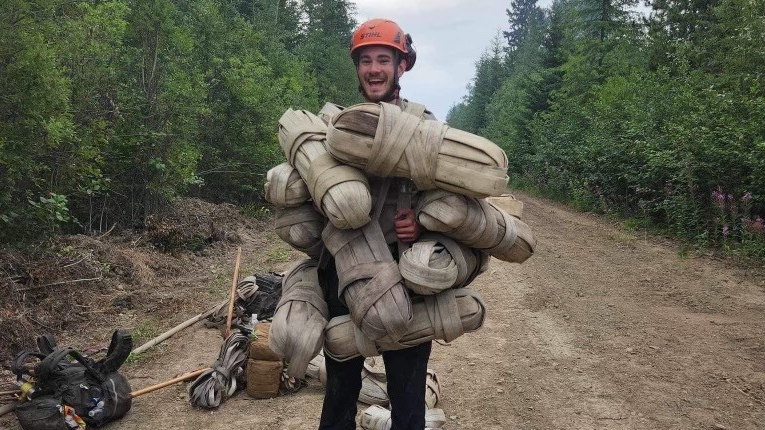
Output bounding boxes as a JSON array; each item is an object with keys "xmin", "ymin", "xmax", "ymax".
[
  {"xmin": 351, "ymin": 18, "xmax": 415, "ymax": 104},
  {"xmin": 317, "ymin": 18, "xmax": 434, "ymax": 430}
]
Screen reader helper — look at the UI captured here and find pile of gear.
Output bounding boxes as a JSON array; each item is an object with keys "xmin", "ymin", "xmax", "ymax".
[
  {"xmin": 9, "ymin": 330, "xmax": 133, "ymax": 430},
  {"xmin": 265, "ymin": 98, "xmax": 536, "ymax": 427}
]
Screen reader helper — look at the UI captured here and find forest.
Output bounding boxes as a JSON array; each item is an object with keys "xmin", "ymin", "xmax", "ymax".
[
  {"xmin": 1, "ymin": 0, "xmax": 763, "ymax": 261},
  {"xmin": 448, "ymin": 0, "xmax": 765, "ymax": 261}
]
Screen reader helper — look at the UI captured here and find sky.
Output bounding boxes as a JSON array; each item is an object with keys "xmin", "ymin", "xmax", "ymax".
[
  {"xmin": 352, "ymin": 0, "xmax": 553, "ymax": 120},
  {"xmin": 352, "ymin": 1, "xmax": 650, "ymax": 120}
]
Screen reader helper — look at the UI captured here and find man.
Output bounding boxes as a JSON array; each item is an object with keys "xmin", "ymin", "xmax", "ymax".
[{"xmin": 317, "ymin": 18, "xmax": 432, "ymax": 430}]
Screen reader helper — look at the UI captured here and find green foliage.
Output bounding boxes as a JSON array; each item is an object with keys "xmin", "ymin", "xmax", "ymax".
[
  {"xmin": 241, "ymin": 204, "xmax": 272, "ymax": 220},
  {"xmin": 0, "ymin": 0, "xmax": 358, "ymax": 245},
  {"xmin": 297, "ymin": 0, "xmax": 360, "ymax": 106},
  {"xmin": 454, "ymin": 0, "xmax": 765, "ymax": 262},
  {"xmin": 28, "ymin": 193, "xmax": 72, "ymax": 236},
  {"xmin": 0, "ymin": 1, "xmax": 75, "ymax": 242}
]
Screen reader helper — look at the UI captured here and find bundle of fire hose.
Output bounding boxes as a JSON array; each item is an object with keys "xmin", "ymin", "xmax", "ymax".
[
  {"xmin": 326, "ymin": 102, "xmax": 509, "ymax": 198},
  {"xmin": 361, "ymin": 405, "xmax": 447, "ymax": 430},
  {"xmin": 269, "ymin": 102, "xmax": 534, "ymax": 359},
  {"xmin": 189, "ymin": 331, "xmax": 249, "ymax": 408},
  {"xmin": 318, "ymin": 102, "xmax": 344, "ymax": 124},
  {"xmin": 278, "ymin": 108, "xmax": 372, "ymax": 229},
  {"xmin": 264, "ymin": 162, "xmax": 309, "ymax": 208},
  {"xmin": 323, "ymin": 288, "xmax": 486, "ymax": 361},
  {"xmin": 268, "ymin": 259, "xmax": 328, "ymax": 379},
  {"xmin": 398, "ymin": 232, "xmax": 489, "ymax": 295},
  {"xmin": 322, "ymin": 220, "xmax": 412, "ymax": 342},
  {"xmin": 273, "ymin": 204, "xmax": 326, "ymax": 259},
  {"xmin": 264, "ymin": 163, "xmax": 325, "ymax": 259},
  {"xmin": 416, "ymin": 190, "xmax": 536, "ymax": 263}
]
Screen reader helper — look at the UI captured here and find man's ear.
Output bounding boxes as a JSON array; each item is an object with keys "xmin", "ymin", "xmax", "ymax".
[{"xmin": 397, "ymin": 59, "xmax": 407, "ymax": 78}]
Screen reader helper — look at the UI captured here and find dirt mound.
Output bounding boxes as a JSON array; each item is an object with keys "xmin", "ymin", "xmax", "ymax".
[{"xmin": 0, "ymin": 198, "xmax": 268, "ymax": 368}]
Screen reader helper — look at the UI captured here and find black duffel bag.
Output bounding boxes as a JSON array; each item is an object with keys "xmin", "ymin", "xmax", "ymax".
[{"xmin": 12, "ymin": 330, "xmax": 133, "ymax": 430}]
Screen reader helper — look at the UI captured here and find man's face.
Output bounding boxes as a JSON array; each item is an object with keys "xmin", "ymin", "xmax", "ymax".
[{"xmin": 356, "ymin": 46, "xmax": 407, "ymax": 103}]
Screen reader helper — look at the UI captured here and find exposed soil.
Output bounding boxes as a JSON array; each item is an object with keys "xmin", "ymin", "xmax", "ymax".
[{"xmin": 2, "ymin": 193, "xmax": 765, "ymax": 429}]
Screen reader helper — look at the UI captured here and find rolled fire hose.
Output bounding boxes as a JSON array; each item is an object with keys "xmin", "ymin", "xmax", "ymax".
[
  {"xmin": 322, "ymin": 220, "xmax": 412, "ymax": 342},
  {"xmin": 264, "ymin": 162, "xmax": 310, "ymax": 208},
  {"xmin": 188, "ymin": 330, "xmax": 249, "ymax": 408},
  {"xmin": 323, "ymin": 288, "xmax": 486, "ymax": 361},
  {"xmin": 360, "ymin": 405, "xmax": 447, "ymax": 430},
  {"xmin": 278, "ymin": 108, "xmax": 372, "ymax": 229},
  {"xmin": 326, "ymin": 102, "xmax": 509, "ymax": 199},
  {"xmin": 268, "ymin": 259, "xmax": 329, "ymax": 379},
  {"xmin": 416, "ymin": 190, "xmax": 536, "ymax": 263},
  {"xmin": 398, "ymin": 232, "xmax": 489, "ymax": 295},
  {"xmin": 273, "ymin": 204, "xmax": 326, "ymax": 259}
]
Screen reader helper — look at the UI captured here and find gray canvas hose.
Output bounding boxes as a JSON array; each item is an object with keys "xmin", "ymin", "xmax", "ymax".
[{"xmin": 188, "ymin": 331, "xmax": 249, "ymax": 408}]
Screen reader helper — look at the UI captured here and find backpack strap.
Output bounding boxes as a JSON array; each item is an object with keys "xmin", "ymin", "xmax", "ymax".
[
  {"xmin": 397, "ymin": 101, "xmax": 427, "ymax": 258},
  {"xmin": 36, "ymin": 347, "xmax": 105, "ymax": 384},
  {"xmin": 98, "ymin": 330, "xmax": 133, "ymax": 374},
  {"xmin": 36, "ymin": 334, "xmax": 57, "ymax": 355},
  {"xmin": 372, "ymin": 178, "xmax": 391, "ymax": 223},
  {"xmin": 11, "ymin": 350, "xmax": 47, "ymax": 377}
]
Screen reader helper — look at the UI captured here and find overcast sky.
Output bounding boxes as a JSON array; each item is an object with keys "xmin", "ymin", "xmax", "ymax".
[{"xmin": 352, "ymin": 0, "xmax": 554, "ymax": 120}]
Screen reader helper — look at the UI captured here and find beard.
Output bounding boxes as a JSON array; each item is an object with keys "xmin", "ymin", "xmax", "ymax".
[{"xmin": 359, "ymin": 74, "xmax": 399, "ymax": 103}]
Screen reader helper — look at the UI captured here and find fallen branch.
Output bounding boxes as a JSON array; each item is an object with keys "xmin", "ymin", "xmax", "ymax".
[
  {"xmin": 130, "ymin": 368, "xmax": 210, "ymax": 398},
  {"xmin": 225, "ymin": 247, "xmax": 243, "ymax": 338},
  {"xmin": 17, "ymin": 277, "xmax": 103, "ymax": 292},
  {"xmin": 0, "ymin": 390, "xmax": 21, "ymax": 396},
  {"xmin": 96, "ymin": 223, "xmax": 117, "ymax": 240},
  {"xmin": 62, "ymin": 257, "xmax": 87, "ymax": 268}
]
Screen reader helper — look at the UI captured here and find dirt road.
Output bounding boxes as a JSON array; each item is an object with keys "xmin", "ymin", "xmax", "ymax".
[{"xmin": 3, "ymin": 193, "xmax": 765, "ymax": 429}]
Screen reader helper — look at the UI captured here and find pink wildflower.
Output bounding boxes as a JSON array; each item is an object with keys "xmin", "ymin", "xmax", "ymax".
[
  {"xmin": 712, "ymin": 187, "xmax": 725, "ymax": 207},
  {"xmin": 751, "ymin": 217, "xmax": 764, "ymax": 234}
]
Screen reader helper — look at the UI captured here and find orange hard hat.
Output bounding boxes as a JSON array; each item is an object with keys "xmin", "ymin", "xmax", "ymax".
[{"xmin": 350, "ymin": 19, "xmax": 416, "ymax": 71}]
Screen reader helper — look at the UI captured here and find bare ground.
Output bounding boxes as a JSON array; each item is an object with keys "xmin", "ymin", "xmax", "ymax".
[{"xmin": 2, "ymin": 193, "xmax": 765, "ymax": 429}]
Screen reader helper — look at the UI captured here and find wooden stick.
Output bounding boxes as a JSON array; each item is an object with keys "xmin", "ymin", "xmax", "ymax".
[
  {"xmin": 0, "ymin": 401, "xmax": 18, "ymax": 418},
  {"xmin": 131, "ymin": 252, "xmax": 250, "ymax": 355},
  {"xmin": 0, "ymin": 390, "xmax": 20, "ymax": 396},
  {"xmin": 17, "ymin": 277, "xmax": 102, "ymax": 292},
  {"xmin": 131, "ymin": 302, "xmax": 225, "ymax": 355},
  {"xmin": 225, "ymin": 247, "xmax": 243, "ymax": 338},
  {"xmin": 130, "ymin": 368, "xmax": 210, "ymax": 398}
]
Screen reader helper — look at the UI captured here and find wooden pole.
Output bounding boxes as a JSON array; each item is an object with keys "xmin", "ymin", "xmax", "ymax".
[
  {"xmin": 131, "ymin": 246, "xmax": 246, "ymax": 355},
  {"xmin": 130, "ymin": 368, "xmax": 210, "ymax": 398},
  {"xmin": 131, "ymin": 302, "xmax": 225, "ymax": 355},
  {"xmin": 225, "ymin": 247, "xmax": 243, "ymax": 338}
]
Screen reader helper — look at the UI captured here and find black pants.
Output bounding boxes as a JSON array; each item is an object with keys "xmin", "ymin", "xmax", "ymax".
[{"xmin": 318, "ymin": 257, "xmax": 432, "ymax": 430}]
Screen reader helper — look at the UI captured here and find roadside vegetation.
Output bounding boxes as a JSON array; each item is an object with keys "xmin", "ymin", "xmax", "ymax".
[{"xmin": 448, "ymin": 0, "xmax": 765, "ymax": 262}]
